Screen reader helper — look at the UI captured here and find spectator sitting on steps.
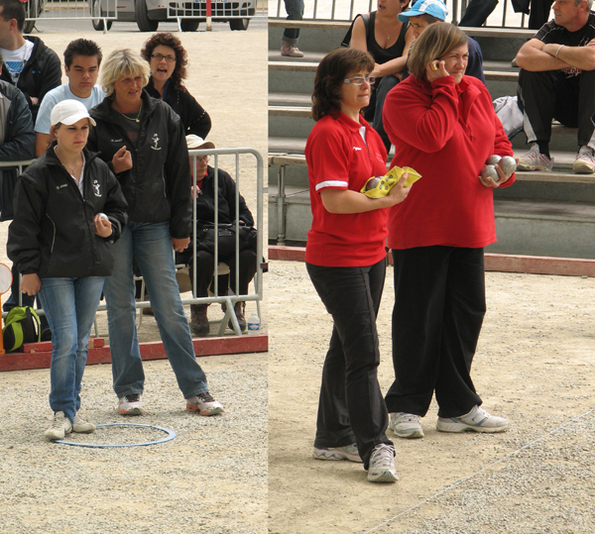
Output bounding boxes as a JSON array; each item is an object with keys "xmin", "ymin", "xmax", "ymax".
[{"xmin": 515, "ymin": 0, "xmax": 595, "ymax": 174}]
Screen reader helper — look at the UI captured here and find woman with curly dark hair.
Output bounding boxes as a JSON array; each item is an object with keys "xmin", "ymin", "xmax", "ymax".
[
  {"xmin": 305, "ymin": 47, "xmax": 411, "ymax": 483},
  {"xmin": 141, "ymin": 32, "xmax": 211, "ymax": 139}
]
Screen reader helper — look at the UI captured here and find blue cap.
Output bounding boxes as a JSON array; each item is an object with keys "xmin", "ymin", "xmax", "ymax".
[{"xmin": 398, "ymin": 0, "xmax": 449, "ymax": 22}]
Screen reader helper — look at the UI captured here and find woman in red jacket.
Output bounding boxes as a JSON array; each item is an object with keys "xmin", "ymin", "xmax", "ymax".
[
  {"xmin": 305, "ymin": 47, "xmax": 411, "ymax": 483},
  {"xmin": 382, "ymin": 23, "xmax": 515, "ymax": 439}
]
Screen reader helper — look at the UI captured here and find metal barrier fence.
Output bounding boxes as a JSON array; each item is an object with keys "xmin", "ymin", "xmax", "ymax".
[
  {"xmin": 23, "ymin": 0, "xmax": 266, "ymax": 33},
  {"xmin": 271, "ymin": 0, "xmax": 530, "ymax": 28},
  {"xmin": 0, "ymin": 146, "xmax": 264, "ymax": 337}
]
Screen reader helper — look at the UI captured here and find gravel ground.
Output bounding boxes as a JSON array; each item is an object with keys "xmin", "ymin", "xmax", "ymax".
[
  {"xmin": 268, "ymin": 260, "xmax": 595, "ymax": 534},
  {"xmin": 0, "ymin": 23, "xmax": 268, "ymax": 534}
]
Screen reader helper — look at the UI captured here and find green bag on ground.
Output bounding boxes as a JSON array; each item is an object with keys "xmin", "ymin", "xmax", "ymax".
[{"xmin": 2, "ymin": 306, "xmax": 42, "ymax": 352}]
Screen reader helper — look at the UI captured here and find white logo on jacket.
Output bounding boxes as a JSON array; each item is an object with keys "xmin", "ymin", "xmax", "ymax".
[
  {"xmin": 151, "ymin": 133, "xmax": 162, "ymax": 151},
  {"xmin": 353, "ymin": 146, "xmax": 362, "ymax": 151},
  {"xmin": 93, "ymin": 180, "xmax": 101, "ymax": 197}
]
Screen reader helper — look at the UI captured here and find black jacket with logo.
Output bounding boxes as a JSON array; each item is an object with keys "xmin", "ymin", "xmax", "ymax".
[
  {"xmin": 7, "ymin": 145, "xmax": 128, "ymax": 278},
  {"xmin": 87, "ymin": 90, "xmax": 192, "ymax": 239},
  {"xmin": 0, "ymin": 36, "xmax": 61, "ymax": 122}
]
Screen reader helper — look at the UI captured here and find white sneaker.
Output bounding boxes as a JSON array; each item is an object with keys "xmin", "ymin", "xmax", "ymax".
[
  {"xmin": 44, "ymin": 411, "xmax": 73, "ymax": 441},
  {"xmin": 573, "ymin": 145, "xmax": 595, "ymax": 174},
  {"xmin": 436, "ymin": 405, "xmax": 509, "ymax": 433},
  {"xmin": 312, "ymin": 443, "xmax": 362, "ymax": 463},
  {"xmin": 281, "ymin": 41, "xmax": 304, "ymax": 58},
  {"xmin": 118, "ymin": 394, "xmax": 143, "ymax": 415},
  {"xmin": 389, "ymin": 412, "xmax": 425, "ymax": 439},
  {"xmin": 367, "ymin": 443, "xmax": 398, "ymax": 483},
  {"xmin": 73, "ymin": 413, "xmax": 96, "ymax": 433},
  {"xmin": 186, "ymin": 392, "xmax": 224, "ymax": 416},
  {"xmin": 517, "ymin": 144, "xmax": 553, "ymax": 171}
]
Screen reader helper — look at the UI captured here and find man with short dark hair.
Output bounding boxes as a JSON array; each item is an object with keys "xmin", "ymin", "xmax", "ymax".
[
  {"xmin": 515, "ymin": 0, "xmax": 595, "ymax": 173},
  {"xmin": 35, "ymin": 38, "xmax": 104, "ymax": 156},
  {"xmin": 0, "ymin": 0, "xmax": 61, "ymax": 122}
]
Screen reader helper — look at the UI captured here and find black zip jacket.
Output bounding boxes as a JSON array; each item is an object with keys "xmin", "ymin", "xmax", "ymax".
[
  {"xmin": 87, "ymin": 90, "xmax": 192, "ymax": 239},
  {"xmin": 145, "ymin": 78, "xmax": 212, "ymax": 139},
  {"xmin": 195, "ymin": 165, "xmax": 254, "ymax": 229},
  {"xmin": 0, "ymin": 79, "xmax": 35, "ymax": 221},
  {"xmin": 0, "ymin": 36, "xmax": 61, "ymax": 122},
  {"xmin": 7, "ymin": 145, "xmax": 128, "ymax": 278}
]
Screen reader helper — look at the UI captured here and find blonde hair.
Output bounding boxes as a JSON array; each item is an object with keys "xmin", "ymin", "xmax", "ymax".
[
  {"xmin": 407, "ymin": 23, "xmax": 468, "ymax": 80},
  {"xmin": 100, "ymin": 49, "xmax": 150, "ymax": 98}
]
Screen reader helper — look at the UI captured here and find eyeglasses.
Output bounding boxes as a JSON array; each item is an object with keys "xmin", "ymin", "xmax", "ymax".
[
  {"xmin": 151, "ymin": 53, "xmax": 176, "ymax": 63},
  {"xmin": 195, "ymin": 155, "xmax": 209, "ymax": 163},
  {"xmin": 343, "ymin": 76, "xmax": 376, "ymax": 86}
]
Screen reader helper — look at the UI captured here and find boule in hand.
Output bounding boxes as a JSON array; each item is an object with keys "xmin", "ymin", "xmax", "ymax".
[
  {"xmin": 486, "ymin": 155, "xmax": 501, "ymax": 166},
  {"xmin": 499, "ymin": 155, "xmax": 517, "ymax": 175},
  {"xmin": 365, "ymin": 177, "xmax": 382, "ymax": 191},
  {"xmin": 99, "ymin": 213, "xmax": 109, "ymax": 221},
  {"xmin": 480, "ymin": 164, "xmax": 499, "ymax": 183}
]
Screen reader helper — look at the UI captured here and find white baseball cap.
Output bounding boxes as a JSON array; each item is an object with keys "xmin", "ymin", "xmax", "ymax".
[
  {"xmin": 186, "ymin": 134, "xmax": 215, "ymax": 150},
  {"xmin": 50, "ymin": 99, "xmax": 97, "ymax": 128}
]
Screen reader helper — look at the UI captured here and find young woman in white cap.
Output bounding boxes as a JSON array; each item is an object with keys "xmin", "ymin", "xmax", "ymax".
[{"xmin": 7, "ymin": 99, "xmax": 128, "ymax": 441}]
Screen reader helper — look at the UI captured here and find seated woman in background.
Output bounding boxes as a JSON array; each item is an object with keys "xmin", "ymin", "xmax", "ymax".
[
  {"xmin": 141, "ymin": 32, "xmax": 211, "ymax": 139},
  {"xmin": 350, "ymin": 0, "xmax": 415, "ymax": 153},
  {"xmin": 176, "ymin": 134, "xmax": 257, "ymax": 336}
]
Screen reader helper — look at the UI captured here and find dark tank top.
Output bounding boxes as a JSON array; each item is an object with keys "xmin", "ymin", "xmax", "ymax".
[{"xmin": 364, "ymin": 11, "xmax": 408, "ymax": 65}]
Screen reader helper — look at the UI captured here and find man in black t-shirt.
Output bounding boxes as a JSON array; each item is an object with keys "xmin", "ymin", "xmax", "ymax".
[{"xmin": 515, "ymin": 0, "xmax": 595, "ymax": 174}]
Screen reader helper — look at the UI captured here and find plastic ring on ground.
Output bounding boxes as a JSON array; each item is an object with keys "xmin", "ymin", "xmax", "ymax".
[{"xmin": 55, "ymin": 422, "xmax": 176, "ymax": 448}]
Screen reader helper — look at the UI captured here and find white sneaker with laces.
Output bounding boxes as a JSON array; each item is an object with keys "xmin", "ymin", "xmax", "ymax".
[
  {"xmin": 186, "ymin": 392, "xmax": 224, "ymax": 416},
  {"xmin": 367, "ymin": 443, "xmax": 398, "ymax": 483},
  {"xmin": 312, "ymin": 444, "xmax": 362, "ymax": 463},
  {"xmin": 573, "ymin": 145, "xmax": 595, "ymax": 174},
  {"xmin": 73, "ymin": 413, "xmax": 96, "ymax": 433},
  {"xmin": 389, "ymin": 412, "xmax": 425, "ymax": 439},
  {"xmin": 281, "ymin": 41, "xmax": 304, "ymax": 58},
  {"xmin": 118, "ymin": 394, "xmax": 143, "ymax": 415},
  {"xmin": 44, "ymin": 411, "xmax": 73, "ymax": 441},
  {"xmin": 436, "ymin": 405, "xmax": 509, "ymax": 433},
  {"xmin": 517, "ymin": 144, "xmax": 553, "ymax": 171}
]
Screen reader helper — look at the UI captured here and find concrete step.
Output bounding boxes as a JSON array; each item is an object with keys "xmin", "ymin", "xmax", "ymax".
[{"xmin": 268, "ymin": 186, "xmax": 595, "ymax": 259}]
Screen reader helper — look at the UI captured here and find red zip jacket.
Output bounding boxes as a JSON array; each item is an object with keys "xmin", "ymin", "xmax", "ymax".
[{"xmin": 383, "ymin": 74, "xmax": 515, "ymax": 250}]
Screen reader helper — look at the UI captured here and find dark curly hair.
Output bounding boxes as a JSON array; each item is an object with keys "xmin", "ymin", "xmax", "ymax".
[
  {"xmin": 311, "ymin": 48, "xmax": 375, "ymax": 122},
  {"xmin": 141, "ymin": 32, "xmax": 188, "ymax": 92}
]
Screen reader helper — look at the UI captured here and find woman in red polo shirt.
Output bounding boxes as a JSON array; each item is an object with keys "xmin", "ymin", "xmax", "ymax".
[{"xmin": 305, "ymin": 47, "xmax": 411, "ymax": 483}]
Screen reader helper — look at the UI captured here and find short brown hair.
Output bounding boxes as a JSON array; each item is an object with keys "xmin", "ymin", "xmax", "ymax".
[
  {"xmin": 407, "ymin": 23, "xmax": 468, "ymax": 80},
  {"xmin": 311, "ymin": 47, "xmax": 374, "ymax": 122},
  {"xmin": 141, "ymin": 32, "xmax": 188, "ymax": 92}
]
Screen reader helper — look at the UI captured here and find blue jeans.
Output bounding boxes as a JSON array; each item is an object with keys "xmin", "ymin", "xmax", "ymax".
[
  {"xmin": 38, "ymin": 276, "xmax": 106, "ymax": 422},
  {"xmin": 282, "ymin": 0, "xmax": 304, "ymax": 44},
  {"xmin": 103, "ymin": 222, "xmax": 209, "ymax": 399}
]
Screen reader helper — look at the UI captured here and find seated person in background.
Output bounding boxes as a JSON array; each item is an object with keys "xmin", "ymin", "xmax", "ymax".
[
  {"xmin": 399, "ymin": 0, "xmax": 486, "ymax": 84},
  {"xmin": 176, "ymin": 135, "xmax": 257, "ymax": 337},
  {"xmin": 141, "ymin": 32, "xmax": 211, "ymax": 139},
  {"xmin": 0, "ymin": 72, "xmax": 35, "ymax": 313},
  {"xmin": 350, "ymin": 0, "xmax": 415, "ymax": 153},
  {"xmin": 515, "ymin": 0, "xmax": 595, "ymax": 174},
  {"xmin": 35, "ymin": 38, "xmax": 104, "ymax": 157}
]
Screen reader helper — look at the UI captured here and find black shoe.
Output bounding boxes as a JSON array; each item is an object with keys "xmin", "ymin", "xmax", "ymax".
[
  {"xmin": 228, "ymin": 302, "xmax": 246, "ymax": 332},
  {"xmin": 190, "ymin": 304, "xmax": 209, "ymax": 337}
]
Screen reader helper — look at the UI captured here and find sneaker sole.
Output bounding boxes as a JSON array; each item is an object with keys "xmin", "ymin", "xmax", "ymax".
[
  {"xmin": 390, "ymin": 425, "xmax": 425, "ymax": 439},
  {"xmin": 119, "ymin": 407, "xmax": 143, "ymax": 415},
  {"xmin": 186, "ymin": 404, "xmax": 224, "ymax": 416},
  {"xmin": 312, "ymin": 449, "xmax": 362, "ymax": 463},
  {"xmin": 368, "ymin": 468, "xmax": 399, "ymax": 483},
  {"xmin": 573, "ymin": 161, "xmax": 595, "ymax": 174},
  {"xmin": 436, "ymin": 420, "xmax": 509, "ymax": 433},
  {"xmin": 72, "ymin": 425, "xmax": 96, "ymax": 433}
]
